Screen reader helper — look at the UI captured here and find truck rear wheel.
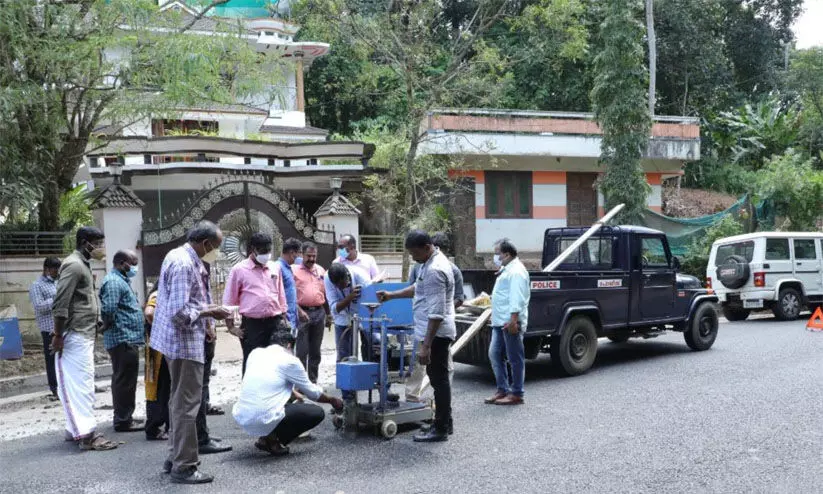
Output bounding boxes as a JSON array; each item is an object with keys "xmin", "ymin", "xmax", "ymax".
[
  {"xmin": 772, "ymin": 287, "xmax": 802, "ymax": 321},
  {"xmin": 551, "ymin": 316, "xmax": 598, "ymax": 376},
  {"xmin": 685, "ymin": 302, "xmax": 719, "ymax": 351}
]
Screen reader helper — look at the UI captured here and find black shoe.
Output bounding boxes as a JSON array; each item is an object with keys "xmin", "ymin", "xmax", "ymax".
[
  {"xmin": 209, "ymin": 435, "xmax": 223, "ymax": 442},
  {"xmin": 387, "ymin": 392, "xmax": 400, "ymax": 402},
  {"xmin": 170, "ymin": 468, "xmax": 214, "ymax": 484},
  {"xmin": 421, "ymin": 420, "xmax": 454, "ymax": 435},
  {"xmin": 198, "ymin": 439, "xmax": 232, "ymax": 455},
  {"xmin": 413, "ymin": 428, "xmax": 448, "ymax": 443},
  {"xmin": 162, "ymin": 460, "xmax": 172, "ymax": 474}
]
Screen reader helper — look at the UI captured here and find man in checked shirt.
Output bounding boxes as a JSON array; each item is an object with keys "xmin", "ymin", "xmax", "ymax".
[{"xmin": 150, "ymin": 221, "xmax": 232, "ymax": 485}]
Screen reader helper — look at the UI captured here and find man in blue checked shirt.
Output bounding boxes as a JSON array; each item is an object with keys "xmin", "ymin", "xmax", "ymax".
[
  {"xmin": 28, "ymin": 256, "xmax": 61, "ymax": 400},
  {"xmin": 99, "ymin": 249, "xmax": 146, "ymax": 432},
  {"xmin": 485, "ymin": 238, "xmax": 531, "ymax": 406}
]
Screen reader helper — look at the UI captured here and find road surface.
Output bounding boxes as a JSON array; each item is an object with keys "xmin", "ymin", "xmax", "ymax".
[{"xmin": 1, "ymin": 317, "xmax": 821, "ymax": 493}]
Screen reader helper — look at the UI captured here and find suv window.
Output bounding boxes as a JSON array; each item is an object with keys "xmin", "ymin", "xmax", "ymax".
[
  {"xmin": 640, "ymin": 237, "xmax": 669, "ymax": 268},
  {"xmin": 765, "ymin": 238, "xmax": 791, "ymax": 260},
  {"xmin": 793, "ymin": 239, "xmax": 817, "ymax": 260},
  {"xmin": 715, "ymin": 241, "xmax": 754, "ymax": 266}
]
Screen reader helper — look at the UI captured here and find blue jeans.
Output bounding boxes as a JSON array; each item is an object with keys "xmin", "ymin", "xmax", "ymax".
[{"xmin": 489, "ymin": 326, "xmax": 525, "ymax": 397}]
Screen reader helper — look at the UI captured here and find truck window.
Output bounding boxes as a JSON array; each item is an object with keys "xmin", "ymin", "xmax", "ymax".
[
  {"xmin": 552, "ymin": 235, "xmax": 615, "ymax": 269},
  {"xmin": 715, "ymin": 241, "xmax": 754, "ymax": 265},
  {"xmin": 765, "ymin": 238, "xmax": 790, "ymax": 260},
  {"xmin": 793, "ymin": 239, "xmax": 817, "ymax": 260},
  {"xmin": 640, "ymin": 237, "xmax": 669, "ymax": 268}
]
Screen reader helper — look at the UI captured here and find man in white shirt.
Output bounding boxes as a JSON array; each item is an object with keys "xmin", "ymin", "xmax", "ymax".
[
  {"xmin": 336, "ymin": 234, "xmax": 385, "ymax": 282},
  {"xmin": 232, "ymin": 329, "xmax": 343, "ymax": 456}
]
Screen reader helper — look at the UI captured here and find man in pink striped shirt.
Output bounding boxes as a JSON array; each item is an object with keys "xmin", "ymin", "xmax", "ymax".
[{"xmin": 224, "ymin": 233, "xmax": 289, "ymax": 375}]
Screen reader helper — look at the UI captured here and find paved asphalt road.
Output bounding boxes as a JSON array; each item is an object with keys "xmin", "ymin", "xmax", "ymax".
[{"xmin": 2, "ymin": 317, "xmax": 822, "ymax": 493}]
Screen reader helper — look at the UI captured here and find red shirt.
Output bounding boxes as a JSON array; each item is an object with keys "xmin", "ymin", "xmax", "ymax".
[{"xmin": 293, "ymin": 262, "xmax": 327, "ymax": 308}]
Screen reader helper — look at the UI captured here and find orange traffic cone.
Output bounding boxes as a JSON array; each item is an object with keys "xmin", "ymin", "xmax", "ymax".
[{"xmin": 806, "ymin": 307, "xmax": 823, "ymax": 332}]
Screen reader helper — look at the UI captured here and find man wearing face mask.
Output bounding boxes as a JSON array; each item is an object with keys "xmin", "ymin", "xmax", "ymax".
[
  {"xmin": 52, "ymin": 226, "xmax": 119, "ymax": 451},
  {"xmin": 99, "ymin": 250, "xmax": 146, "ymax": 432},
  {"xmin": 336, "ymin": 234, "xmax": 386, "ymax": 283},
  {"xmin": 485, "ymin": 238, "xmax": 531, "ymax": 406},
  {"xmin": 151, "ymin": 221, "xmax": 232, "ymax": 484},
  {"xmin": 29, "ymin": 257, "xmax": 61, "ymax": 400},
  {"xmin": 224, "ymin": 232, "xmax": 289, "ymax": 375}
]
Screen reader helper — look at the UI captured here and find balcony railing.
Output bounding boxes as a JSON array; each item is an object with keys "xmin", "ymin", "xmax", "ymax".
[
  {"xmin": 0, "ymin": 231, "xmax": 70, "ymax": 256},
  {"xmin": 360, "ymin": 234, "xmax": 404, "ymax": 254}
]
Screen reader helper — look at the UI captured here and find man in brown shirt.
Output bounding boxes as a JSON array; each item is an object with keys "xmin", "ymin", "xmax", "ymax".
[{"xmin": 52, "ymin": 226, "xmax": 118, "ymax": 451}]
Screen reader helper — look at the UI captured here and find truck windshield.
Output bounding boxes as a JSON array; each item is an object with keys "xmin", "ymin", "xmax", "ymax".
[
  {"xmin": 715, "ymin": 241, "xmax": 754, "ymax": 265},
  {"xmin": 551, "ymin": 236, "xmax": 615, "ymax": 269}
]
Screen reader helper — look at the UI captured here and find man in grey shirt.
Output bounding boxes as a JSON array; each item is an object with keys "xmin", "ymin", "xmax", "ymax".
[
  {"xmin": 408, "ymin": 232, "xmax": 464, "ymax": 308},
  {"xmin": 378, "ymin": 230, "xmax": 455, "ymax": 442}
]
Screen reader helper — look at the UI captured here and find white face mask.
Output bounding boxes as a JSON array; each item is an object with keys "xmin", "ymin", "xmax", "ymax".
[
  {"xmin": 255, "ymin": 253, "xmax": 271, "ymax": 265},
  {"xmin": 493, "ymin": 254, "xmax": 502, "ymax": 267}
]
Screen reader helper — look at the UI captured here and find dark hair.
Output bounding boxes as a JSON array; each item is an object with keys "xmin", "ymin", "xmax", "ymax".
[
  {"xmin": 270, "ymin": 328, "xmax": 296, "ymax": 348},
  {"xmin": 431, "ymin": 232, "xmax": 450, "ymax": 253},
  {"xmin": 339, "ymin": 234, "xmax": 356, "ymax": 249},
  {"xmin": 75, "ymin": 226, "xmax": 104, "ymax": 249},
  {"xmin": 497, "ymin": 238, "xmax": 518, "ymax": 258},
  {"xmin": 282, "ymin": 237, "xmax": 302, "ymax": 254},
  {"xmin": 248, "ymin": 232, "xmax": 272, "ymax": 252},
  {"xmin": 112, "ymin": 250, "xmax": 133, "ymax": 266},
  {"xmin": 301, "ymin": 241, "xmax": 317, "ymax": 253},
  {"xmin": 328, "ymin": 263, "xmax": 350, "ymax": 285},
  {"xmin": 404, "ymin": 229, "xmax": 432, "ymax": 249},
  {"xmin": 43, "ymin": 257, "xmax": 61, "ymax": 269},
  {"xmin": 187, "ymin": 220, "xmax": 220, "ymax": 243}
]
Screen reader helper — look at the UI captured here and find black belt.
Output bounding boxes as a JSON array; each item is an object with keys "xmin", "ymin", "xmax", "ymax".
[{"xmin": 300, "ymin": 305, "xmax": 324, "ymax": 311}]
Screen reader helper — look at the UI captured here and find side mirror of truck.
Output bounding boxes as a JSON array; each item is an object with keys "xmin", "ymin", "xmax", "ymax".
[{"xmin": 672, "ymin": 256, "xmax": 682, "ymax": 272}]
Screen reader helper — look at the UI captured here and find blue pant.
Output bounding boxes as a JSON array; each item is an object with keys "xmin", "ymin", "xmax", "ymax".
[{"xmin": 489, "ymin": 326, "xmax": 525, "ymax": 397}]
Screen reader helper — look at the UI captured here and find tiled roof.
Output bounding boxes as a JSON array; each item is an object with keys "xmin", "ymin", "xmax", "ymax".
[
  {"xmin": 90, "ymin": 183, "xmax": 145, "ymax": 209},
  {"xmin": 259, "ymin": 125, "xmax": 329, "ymax": 136},
  {"xmin": 314, "ymin": 191, "xmax": 360, "ymax": 217}
]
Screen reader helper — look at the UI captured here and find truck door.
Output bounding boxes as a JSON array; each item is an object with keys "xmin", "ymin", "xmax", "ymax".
[
  {"xmin": 791, "ymin": 238, "xmax": 822, "ymax": 296},
  {"xmin": 637, "ymin": 235, "xmax": 676, "ymax": 320}
]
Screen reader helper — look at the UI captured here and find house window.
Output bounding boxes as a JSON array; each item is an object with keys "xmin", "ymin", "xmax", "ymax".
[
  {"xmin": 485, "ymin": 171, "xmax": 532, "ymax": 218},
  {"xmin": 308, "ymin": 158, "xmax": 318, "ymax": 166}
]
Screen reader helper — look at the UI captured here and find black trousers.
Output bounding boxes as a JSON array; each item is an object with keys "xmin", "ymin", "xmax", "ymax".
[
  {"xmin": 427, "ymin": 337, "xmax": 453, "ymax": 432},
  {"xmin": 265, "ymin": 403, "xmax": 325, "ymax": 445},
  {"xmin": 108, "ymin": 343, "xmax": 140, "ymax": 428},
  {"xmin": 296, "ymin": 306, "xmax": 325, "ymax": 383},
  {"xmin": 241, "ymin": 315, "xmax": 287, "ymax": 375},
  {"xmin": 145, "ymin": 355, "xmax": 171, "ymax": 438},
  {"xmin": 41, "ymin": 332, "xmax": 57, "ymax": 395},
  {"xmin": 196, "ymin": 338, "xmax": 215, "ymax": 445}
]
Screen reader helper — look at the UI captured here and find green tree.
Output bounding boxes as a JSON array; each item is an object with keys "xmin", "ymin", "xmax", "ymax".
[
  {"xmin": 590, "ymin": 0, "xmax": 651, "ymax": 223},
  {"xmin": 755, "ymin": 150, "xmax": 823, "ymax": 230},
  {"xmin": 788, "ymin": 48, "xmax": 823, "ymax": 164},
  {"xmin": 0, "ymin": 0, "xmax": 286, "ymax": 230}
]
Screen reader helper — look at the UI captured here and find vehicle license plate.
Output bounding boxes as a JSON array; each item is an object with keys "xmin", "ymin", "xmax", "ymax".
[{"xmin": 743, "ymin": 299, "xmax": 763, "ymax": 309}]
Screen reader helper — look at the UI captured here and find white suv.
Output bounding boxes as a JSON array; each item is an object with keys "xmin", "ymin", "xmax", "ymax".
[{"xmin": 707, "ymin": 232, "xmax": 823, "ymax": 321}]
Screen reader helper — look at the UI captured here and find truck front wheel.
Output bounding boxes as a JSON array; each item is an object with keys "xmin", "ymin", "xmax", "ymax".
[
  {"xmin": 685, "ymin": 302, "xmax": 719, "ymax": 351},
  {"xmin": 551, "ymin": 316, "xmax": 598, "ymax": 376}
]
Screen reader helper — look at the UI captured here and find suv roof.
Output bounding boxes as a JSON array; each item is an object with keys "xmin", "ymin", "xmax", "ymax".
[
  {"xmin": 545, "ymin": 225, "xmax": 664, "ymax": 236},
  {"xmin": 712, "ymin": 231, "xmax": 823, "ymax": 246}
]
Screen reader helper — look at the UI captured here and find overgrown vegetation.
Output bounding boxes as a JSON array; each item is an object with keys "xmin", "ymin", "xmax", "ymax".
[{"xmin": 681, "ymin": 215, "xmax": 745, "ymax": 281}]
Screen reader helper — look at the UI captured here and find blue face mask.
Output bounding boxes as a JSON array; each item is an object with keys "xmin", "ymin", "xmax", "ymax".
[
  {"xmin": 127, "ymin": 265, "xmax": 138, "ymax": 278},
  {"xmin": 337, "ymin": 248, "xmax": 347, "ymax": 259}
]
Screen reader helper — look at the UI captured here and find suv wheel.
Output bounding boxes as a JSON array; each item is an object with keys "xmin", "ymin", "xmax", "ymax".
[
  {"xmin": 717, "ymin": 255, "xmax": 751, "ymax": 289},
  {"xmin": 721, "ymin": 305, "xmax": 750, "ymax": 321},
  {"xmin": 773, "ymin": 287, "xmax": 802, "ymax": 321},
  {"xmin": 685, "ymin": 302, "xmax": 719, "ymax": 351},
  {"xmin": 551, "ymin": 316, "xmax": 598, "ymax": 376}
]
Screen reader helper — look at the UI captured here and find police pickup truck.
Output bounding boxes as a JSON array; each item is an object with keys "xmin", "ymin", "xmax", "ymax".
[{"xmin": 456, "ymin": 226, "xmax": 719, "ymax": 376}]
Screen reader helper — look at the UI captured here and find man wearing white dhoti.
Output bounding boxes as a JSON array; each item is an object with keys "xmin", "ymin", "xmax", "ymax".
[{"xmin": 52, "ymin": 226, "xmax": 118, "ymax": 451}]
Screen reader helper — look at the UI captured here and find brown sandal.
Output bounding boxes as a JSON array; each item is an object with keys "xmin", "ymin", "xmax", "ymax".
[{"xmin": 79, "ymin": 433, "xmax": 118, "ymax": 451}]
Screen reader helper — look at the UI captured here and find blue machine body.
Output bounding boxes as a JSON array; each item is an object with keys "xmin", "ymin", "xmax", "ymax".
[
  {"xmin": 336, "ymin": 361, "xmax": 380, "ymax": 391},
  {"xmin": 357, "ymin": 283, "xmax": 414, "ymax": 327}
]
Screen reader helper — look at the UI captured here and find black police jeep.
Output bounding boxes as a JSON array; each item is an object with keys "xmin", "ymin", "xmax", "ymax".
[{"xmin": 456, "ymin": 226, "xmax": 720, "ymax": 376}]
